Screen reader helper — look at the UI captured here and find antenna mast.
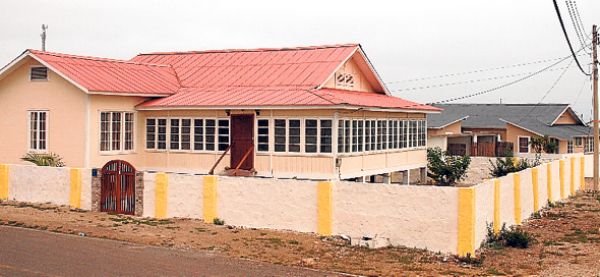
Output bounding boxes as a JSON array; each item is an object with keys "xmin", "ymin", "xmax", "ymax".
[{"xmin": 41, "ymin": 24, "xmax": 48, "ymax": 51}]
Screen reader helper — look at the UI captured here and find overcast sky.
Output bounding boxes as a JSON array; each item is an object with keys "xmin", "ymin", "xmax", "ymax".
[{"xmin": 2, "ymin": 0, "xmax": 599, "ymax": 120}]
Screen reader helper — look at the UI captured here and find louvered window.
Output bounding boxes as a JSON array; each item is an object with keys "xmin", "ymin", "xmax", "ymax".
[{"xmin": 30, "ymin": 67, "xmax": 48, "ymax": 81}]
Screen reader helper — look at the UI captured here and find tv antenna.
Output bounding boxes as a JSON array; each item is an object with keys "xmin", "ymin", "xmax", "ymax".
[{"xmin": 41, "ymin": 24, "xmax": 48, "ymax": 51}]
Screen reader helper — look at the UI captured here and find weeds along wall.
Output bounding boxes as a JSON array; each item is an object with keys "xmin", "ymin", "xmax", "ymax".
[{"xmin": 0, "ymin": 164, "xmax": 91, "ymax": 210}]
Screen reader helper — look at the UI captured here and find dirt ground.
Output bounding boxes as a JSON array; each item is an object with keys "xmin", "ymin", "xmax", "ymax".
[{"xmin": 1, "ymin": 192, "xmax": 600, "ymax": 276}]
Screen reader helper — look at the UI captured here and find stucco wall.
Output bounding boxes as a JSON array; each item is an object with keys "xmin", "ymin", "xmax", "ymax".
[
  {"xmin": 0, "ymin": 57, "xmax": 87, "ymax": 167},
  {"xmin": 4, "ymin": 164, "xmax": 92, "ymax": 209}
]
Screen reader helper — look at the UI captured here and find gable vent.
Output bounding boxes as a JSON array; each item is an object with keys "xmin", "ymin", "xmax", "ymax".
[
  {"xmin": 30, "ymin": 67, "xmax": 48, "ymax": 81},
  {"xmin": 335, "ymin": 72, "xmax": 355, "ymax": 88}
]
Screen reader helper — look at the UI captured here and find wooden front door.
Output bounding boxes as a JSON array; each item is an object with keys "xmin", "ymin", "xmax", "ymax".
[
  {"xmin": 100, "ymin": 160, "xmax": 136, "ymax": 215},
  {"xmin": 230, "ymin": 114, "xmax": 255, "ymax": 170}
]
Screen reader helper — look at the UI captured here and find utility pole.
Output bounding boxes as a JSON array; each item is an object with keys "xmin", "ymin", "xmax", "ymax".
[
  {"xmin": 41, "ymin": 24, "xmax": 48, "ymax": 51},
  {"xmin": 593, "ymin": 24, "xmax": 599, "ymax": 191}
]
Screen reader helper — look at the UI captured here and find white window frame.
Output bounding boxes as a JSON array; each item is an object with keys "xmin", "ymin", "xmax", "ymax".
[
  {"xmin": 518, "ymin": 136, "xmax": 530, "ymax": 154},
  {"xmin": 169, "ymin": 117, "xmax": 193, "ymax": 152},
  {"xmin": 567, "ymin": 140, "xmax": 574, "ymax": 154},
  {"xmin": 29, "ymin": 66, "xmax": 49, "ymax": 82},
  {"xmin": 99, "ymin": 111, "xmax": 135, "ymax": 155},
  {"xmin": 28, "ymin": 110, "xmax": 49, "ymax": 153}
]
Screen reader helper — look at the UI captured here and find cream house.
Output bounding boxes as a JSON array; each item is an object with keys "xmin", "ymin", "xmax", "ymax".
[{"xmin": 0, "ymin": 44, "xmax": 439, "ymax": 181}]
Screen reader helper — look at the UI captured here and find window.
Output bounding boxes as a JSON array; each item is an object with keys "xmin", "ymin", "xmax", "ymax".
[
  {"xmin": 320, "ymin": 120, "xmax": 333, "ymax": 153},
  {"xmin": 275, "ymin": 119, "xmax": 286, "ymax": 152},
  {"xmin": 575, "ymin": 137, "xmax": 583, "ymax": 146},
  {"xmin": 585, "ymin": 138, "xmax": 594, "ymax": 153},
  {"xmin": 370, "ymin": 120, "xmax": 377, "ymax": 151},
  {"xmin": 101, "ymin": 112, "xmax": 134, "ymax": 152},
  {"xmin": 365, "ymin": 120, "xmax": 372, "ymax": 151},
  {"xmin": 146, "ymin": 119, "xmax": 156, "ymax": 149},
  {"xmin": 411, "ymin": 121, "xmax": 419, "ymax": 148},
  {"xmin": 351, "ymin": 120, "xmax": 358, "ymax": 153},
  {"xmin": 390, "ymin": 120, "xmax": 398, "ymax": 149},
  {"xmin": 356, "ymin": 120, "xmax": 363, "ymax": 152},
  {"xmin": 419, "ymin": 120, "xmax": 426, "ymax": 147},
  {"xmin": 29, "ymin": 111, "xmax": 47, "ymax": 151},
  {"xmin": 518, "ymin": 137, "xmax": 530, "ymax": 153},
  {"xmin": 257, "ymin": 119, "xmax": 269, "ymax": 152},
  {"xmin": 305, "ymin": 119, "xmax": 318, "ymax": 153},
  {"xmin": 30, "ymin": 67, "xmax": 48, "ymax": 81},
  {"xmin": 344, "ymin": 120, "xmax": 351, "ymax": 153},
  {"xmin": 205, "ymin": 119, "xmax": 215, "ymax": 151},
  {"xmin": 378, "ymin": 120, "xmax": 387, "ymax": 150},
  {"xmin": 567, "ymin": 140, "xmax": 574, "ymax": 154},
  {"xmin": 217, "ymin": 119, "xmax": 230, "ymax": 151},
  {"xmin": 157, "ymin": 119, "xmax": 167, "ymax": 150},
  {"xmin": 193, "ymin": 119, "xmax": 204, "ymax": 151},
  {"xmin": 169, "ymin": 119, "xmax": 191, "ymax": 150},
  {"xmin": 289, "ymin": 119, "xmax": 301, "ymax": 152},
  {"xmin": 337, "ymin": 120, "xmax": 344, "ymax": 153},
  {"xmin": 400, "ymin": 120, "xmax": 407, "ymax": 149}
]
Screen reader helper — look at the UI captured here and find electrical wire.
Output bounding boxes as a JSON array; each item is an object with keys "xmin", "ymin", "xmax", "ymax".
[
  {"xmin": 571, "ymin": 0, "xmax": 592, "ymax": 40},
  {"xmin": 553, "ymin": 0, "xmax": 591, "ymax": 76},
  {"xmin": 389, "ymin": 66, "xmax": 571, "ymax": 93},
  {"xmin": 566, "ymin": 0, "xmax": 591, "ymax": 54}
]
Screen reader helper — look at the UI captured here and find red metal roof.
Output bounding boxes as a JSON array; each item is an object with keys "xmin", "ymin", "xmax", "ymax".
[
  {"xmin": 28, "ymin": 50, "xmax": 179, "ymax": 95},
  {"xmin": 17, "ymin": 44, "xmax": 438, "ymax": 111},
  {"xmin": 131, "ymin": 44, "xmax": 358, "ymax": 89}
]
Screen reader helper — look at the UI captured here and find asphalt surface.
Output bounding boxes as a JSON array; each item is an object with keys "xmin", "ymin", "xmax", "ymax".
[{"xmin": 0, "ymin": 226, "xmax": 338, "ymax": 277}]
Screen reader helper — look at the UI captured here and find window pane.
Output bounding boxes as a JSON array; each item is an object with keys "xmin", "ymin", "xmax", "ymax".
[
  {"xmin": 365, "ymin": 120, "xmax": 371, "ymax": 152},
  {"xmin": 30, "ymin": 112, "xmax": 38, "ymax": 150},
  {"xmin": 289, "ymin": 119, "xmax": 301, "ymax": 152},
  {"xmin": 337, "ymin": 120, "xmax": 344, "ymax": 153},
  {"xmin": 100, "ymin": 112, "xmax": 110, "ymax": 151},
  {"xmin": 205, "ymin": 119, "xmax": 215, "ymax": 151},
  {"xmin": 305, "ymin": 119, "xmax": 318, "ymax": 153},
  {"xmin": 274, "ymin": 119, "xmax": 286, "ymax": 152},
  {"xmin": 125, "ymin": 113, "xmax": 134, "ymax": 150},
  {"xmin": 257, "ymin": 119, "xmax": 269, "ymax": 152},
  {"xmin": 170, "ymin": 119, "xmax": 180, "ymax": 150},
  {"xmin": 320, "ymin": 120, "xmax": 332, "ymax": 153},
  {"xmin": 146, "ymin": 119, "xmax": 156, "ymax": 149},
  {"xmin": 344, "ymin": 120, "xmax": 350, "ymax": 153},
  {"xmin": 352, "ymin": 120, "xmax": 358, "ymax": 152},
  {"xmin": 217, "ymin": 119, "xmax": 229, "ymax": 151},
  {"xmin": 182, "ymin": 119, "xmax": 191, "ymax": 150},
  {"xmin": 370, "ymin": 120, "xmax": 376, "ymax": 151},
  {"xmin": 194, "ymin": 119, "xmax": 204, "ymax": 151},
  {"xmin": 157, "ymin": 119, "xmax": 167, "ymax": 150}
]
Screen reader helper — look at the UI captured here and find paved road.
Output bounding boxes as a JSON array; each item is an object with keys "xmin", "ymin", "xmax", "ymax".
[{"xmin": 0, "ymin": 226, "xmax": 338, "ymax": 277}]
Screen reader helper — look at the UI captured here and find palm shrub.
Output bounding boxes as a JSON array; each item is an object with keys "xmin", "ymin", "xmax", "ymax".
[
  {"xmin": 488, "ymin": 152, "xmax": 540, "ymax": 178},
  {"xmin": 21, "ymin": 152, "xmax": 65, "ymax": 167},
  {"xmin": 427, "ymin": 147, "xmax": 471, "ymax": 186}
]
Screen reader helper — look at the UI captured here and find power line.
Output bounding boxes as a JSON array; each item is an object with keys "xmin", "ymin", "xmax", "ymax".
[
  {"xmin": 552, "ymin": 0, "xmax": 591, "ymax": 76},
  {"xmin": 566, "ymin": 0, "xmax": 591, "ymax": 53},
  {"xmin": 385, "ymin": 54, "xmax": 586, "ymax": 84},
  {"xmin": 390, "ymin": 65, "xmax": 571, "ymax": 93},
  {"xmin": 426, "ymin": 52, "xmax": 575, "ymax": 105},
  {"xmin": 571, "ymin": 1, "xmax": 591, "ymax": 40}
]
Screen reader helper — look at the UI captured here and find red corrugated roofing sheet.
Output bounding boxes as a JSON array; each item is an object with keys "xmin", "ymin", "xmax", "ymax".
[{"xmin": 28, "ymin": 50, "xmax": 179, "ymax": 95}]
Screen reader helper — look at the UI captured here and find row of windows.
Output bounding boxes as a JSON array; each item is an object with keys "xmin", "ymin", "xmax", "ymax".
[
  {"xmin": 337, "ymin": 119, "xmax": 426, "ymax": 153},
  {"xmin": 146, "ymin": 118, "xmax": 230, "ymax": 151},
  {"xmin": 257, "ymin": 119, "xmax": 333, "ymax": 153},
  {"xmin": 100, "ymin": 112, "xmax": 134, "ymax": 152}
]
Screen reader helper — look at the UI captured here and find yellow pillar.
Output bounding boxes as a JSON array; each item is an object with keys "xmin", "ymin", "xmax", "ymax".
[
  {"xmin": 203, "ymin": 175, "xmax": 218, "ymax": 223},
  {"xmin": 0, "ymin": 164, "xmax": 8, "ymax": 200},
  {"xmin": 317, "ymin": 181, "xmax": 333, "ymax": 236},
  {"xmin": 546, "ymin": 163, "xmax": 553, "ymax": 203},
  {"xmin": 532, "ymin": 168, "xmax": 539, "ymax": 212},
  {"xmin": 570, "ymin": 157, "xmax": 575, "ymax": 196},
  {"xmin": 559, "ymin": 160, "xmax": 565, "ymax": 199},
  {"xmin": 580, "ymin": 156, "xmax": 585, "ymax": 191},
  {"xmin": 493, "ymin": 179, "xmax": 501, "ymax": 234},
  {"xmin": 69, "ymin": 168, "xmax": 82, "ymax": 209},
  {"xmin": 155, "ymin": 173, "xmax": 168, "ymax": 219},
  {"xmin": 457, "ymin": 187, "xmax": 476, "ymax": 257},
  {"xmin": 513, "ymin": 173, "xmax": 521, "ymax": 225}
]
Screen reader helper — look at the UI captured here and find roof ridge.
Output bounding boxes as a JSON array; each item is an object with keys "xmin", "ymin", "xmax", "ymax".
[
  {"xmin": 137, "ymin": 43, "xmax": 359, "ymax": 56},
  {"xmin": 27, "ymin": 49, "xmax": 170, "ymax": 68},
  {"xmin": 435, "ymin": 103, "xmax": 569, "ymax": 106}
]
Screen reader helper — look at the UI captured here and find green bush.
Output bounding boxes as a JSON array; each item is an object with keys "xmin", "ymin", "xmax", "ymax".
[
  {"xmin": 483, "ymin": 223, "xmax": 533, "ymax": 249},
  {"xmin": 213, "ymin": 217, "xmax": 225, "ymax": 225},
  {"xmin": 488, "ymin": 152, "xmax": 540, "ymax": 178},
  {"xmin": 427, "ymin": 147, "xmax": 471, "ymax": 186},
  {"xmin": 21, "ymin": 152, "xmax": 65, "ymax": 167}
]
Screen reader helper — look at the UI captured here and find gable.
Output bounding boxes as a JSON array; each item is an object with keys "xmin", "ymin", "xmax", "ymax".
[
  {"xmin": 552, "ymin": 108, "xmax": 582, "ymax": 125},
  {"xmin": 322, "ymin": 51, "xmax": 385, "ymax": 94}
]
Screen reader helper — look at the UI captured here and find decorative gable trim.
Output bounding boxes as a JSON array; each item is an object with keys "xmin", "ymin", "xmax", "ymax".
[{"xmin": 550, "ymin": 106, "xmax": 585, "ymax": 126}]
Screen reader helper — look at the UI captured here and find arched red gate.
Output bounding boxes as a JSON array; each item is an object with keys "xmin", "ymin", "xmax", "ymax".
[{"xmin": 101, "ymin": 160, "xmax": 136, "ymax": 215}]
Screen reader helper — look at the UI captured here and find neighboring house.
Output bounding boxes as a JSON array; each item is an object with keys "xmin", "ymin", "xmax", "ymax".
[
  {"xmin": 427, "ymin": 104, "xmax": 592, "ymax": 157},
  {"xmin": 0, "ymin": 44, "xmax": 439, "ymax": 181}
]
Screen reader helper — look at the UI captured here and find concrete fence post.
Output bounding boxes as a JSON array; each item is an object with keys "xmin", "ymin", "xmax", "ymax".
[
  {"xmin": 155, "ymin": 173, "xmax": 168, "ymax": 219},
  {"xmin": 317, "ymin": 181, "xmax": 333, "ymax": 236},
  {"xmin": 69, "ymin": 168, "xmax": 82, "ymax": 209},
  {"xmin": 203, "ymin": 175, "xmax": 218, "ymax": 223},
  {"xmin": 457, "ymin": 187, "xmax": 475, "ymax": 257},
  {"xmin": 0, "ymin": 164, "xmax": 8, "ymax": 200}
]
